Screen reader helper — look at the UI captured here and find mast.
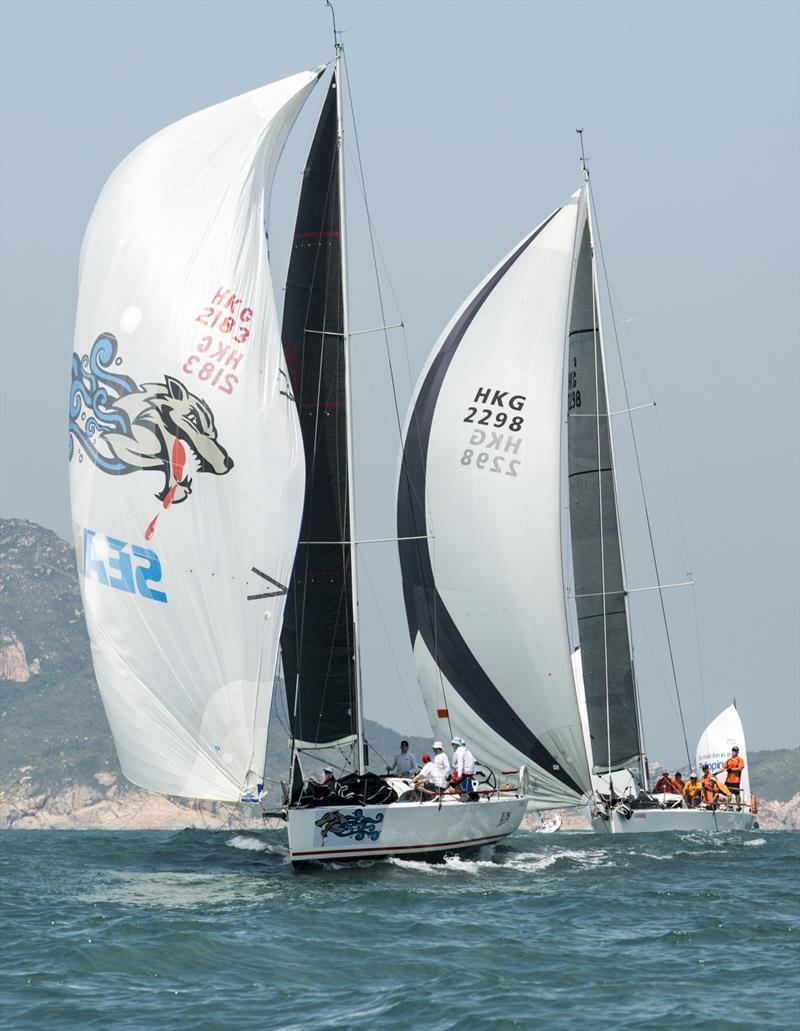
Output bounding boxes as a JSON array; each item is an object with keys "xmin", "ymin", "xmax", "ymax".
[
  {"xmin": 335, "ymin": 43, "xmax": 366, "ymax": 775},
  {"xmin": 581, "ymin": 153, "xmax": 647, "ymax": 790}
]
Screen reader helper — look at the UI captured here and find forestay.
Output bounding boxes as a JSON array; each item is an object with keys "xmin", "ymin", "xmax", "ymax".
[
  {"xmin": 696, "ymin": 705, "xmax": 750, "ymax": 798},
  {"xmin": 397, "ymin": 193, "xmax": 592, "ymax": 808},
  {"xmin": 68, "ymin": 70, "xmax": 322, "ymax": 801}
]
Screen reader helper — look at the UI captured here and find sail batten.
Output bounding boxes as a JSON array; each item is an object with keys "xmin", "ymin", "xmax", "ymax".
[{"xmin": 69, "ymin": 69, "xmax": 321, "ymax": 801}]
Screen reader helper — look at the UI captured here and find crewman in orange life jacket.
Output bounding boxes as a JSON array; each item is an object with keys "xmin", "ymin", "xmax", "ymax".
[
  {"xmin": 700, "ymin": 765, "xmax": 719, "ymax": 808},
  {"xmin": 722, "ymin": 746, "xmax": 745, "ymax": 811},
  {"xmin": 683, "ymin": 774, "xmax": 702, "ymax": 808}
]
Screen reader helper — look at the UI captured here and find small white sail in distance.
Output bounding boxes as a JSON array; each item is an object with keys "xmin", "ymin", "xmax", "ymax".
[
  {"xmin": 69, "ymin": 69, "xmax": 323, "ymax": 801},
  {"xmin": 696, "ymin": 704, "xmax": 750, "ymax": 798}
]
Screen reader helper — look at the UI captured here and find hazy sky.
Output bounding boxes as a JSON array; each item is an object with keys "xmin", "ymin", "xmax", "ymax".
[{"xmin": 1, "ymin": 0, "xmax": 798, "ymax": 762}]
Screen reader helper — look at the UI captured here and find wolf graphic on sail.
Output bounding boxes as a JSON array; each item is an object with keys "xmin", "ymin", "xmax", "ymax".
[{"xmin": 69, "ymin": 333, "xmax": 233, "ymax": 508}]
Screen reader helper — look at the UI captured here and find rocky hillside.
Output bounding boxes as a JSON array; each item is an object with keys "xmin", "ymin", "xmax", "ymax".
[{"xmin": 1, "ymin": 517, "xmax": 798, "ymax": 830}]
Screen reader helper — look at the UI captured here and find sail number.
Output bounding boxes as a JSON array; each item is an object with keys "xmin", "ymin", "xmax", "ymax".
[
  {"xmin": 461, "ymin": 429, "xmax": 520, "ymax": 477},
  {"xmin": 567, "ymin": 361, "xmax": 582, "ymax": 412},
  {"xmin": 182, "ymin": 287, "xmax": 254, "ymax": 396},
  {"xmin": 460, "ymin": 386, "xmax": 525, "ymax": 477},
  {"xmin": 463, "ymin": 386, "xmax": 526, "ymax": 431}
]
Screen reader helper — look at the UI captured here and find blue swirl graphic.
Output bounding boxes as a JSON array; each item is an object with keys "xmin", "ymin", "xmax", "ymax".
[{"xmin": 68, "ymin": 334, "xmax": 137, "ymax": 473}]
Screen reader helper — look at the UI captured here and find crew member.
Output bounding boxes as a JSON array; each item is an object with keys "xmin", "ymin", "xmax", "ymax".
[
  {"xmin": 722, "ymin": 746, "xmax": 745, "ymax": 811},
  {"xmin": 451, "ymin": 736, "xmax": 477, "ymax": 796},
  {"xmin": 700, "ymin": 765, "xmax": 719, "ymax": 808},
  {"xmin": 320, "ymin": 767, "xmax": 336, "ymax": 790},
  {"xmin": 671, "ymin": 771, "xmax": 685, "ymax": 794},
  {"xmin": 683, "ymin": 773, "xmax": 702, "ymax": 808},
  {"xmin": 653, "ymin": 771, "xmax": 678, "ymax": 794},
  {"xmin": 413, "ymin": 753, "xmax": 448, "ymax": 796},
  {"xmin": 431, "ymin": 741, "xmax": 451, "ymax": 784},
  {"xmin": 388, "ymin": 740, "xmax": 418, "ymax": 778}
]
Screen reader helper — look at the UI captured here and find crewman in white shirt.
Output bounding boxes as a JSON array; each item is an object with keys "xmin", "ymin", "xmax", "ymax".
[
  {"xmin": 431, "ymin": 741, "xmax": 451, "ymax": 784},
  {"xmin": 413, "ymin": 753, "xmax": 448, "ymax": 796},
  {"xmin": 389, "ymin": 740, "xmax": 418, "ymax": 777},
  {"xmin": 451, "ymin": 736, "xmax": 477, "ymax": 795}
]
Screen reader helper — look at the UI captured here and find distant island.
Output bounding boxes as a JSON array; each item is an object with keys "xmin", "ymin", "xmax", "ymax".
[{"xmin": 1, "ymin": 518, "xmax": 798, "ymax": 830}]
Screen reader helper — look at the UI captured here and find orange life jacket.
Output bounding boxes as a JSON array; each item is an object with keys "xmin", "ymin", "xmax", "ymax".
[
  {"xmin": 684, "ymin": 780, "xmax": 702, "ymax": 798},
  {"xmin": 701, "ymin": 775, "xmax": 718, "ymax": 803},
  {"xmin": 723, "ymin": 756, "xmax": 744, "ymax": 784}
]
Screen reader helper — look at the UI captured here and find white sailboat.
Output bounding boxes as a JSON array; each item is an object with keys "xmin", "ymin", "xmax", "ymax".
[
  {"xmin": 69, "ymin": 46, "xmax": 530, "ymax": 866},
  {"xmin": 396, "ymin": 153, "xmax": 756, "ymax": 834},
  {"xmin": 278, "ymin": 43, "xmax": 528, "ymax": 864}
]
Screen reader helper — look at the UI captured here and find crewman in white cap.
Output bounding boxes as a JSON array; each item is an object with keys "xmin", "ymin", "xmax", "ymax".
[
  {"xmin": 431, "ymin": 740, "xmax": 451, "ymax": 785},
  {"xmin": 451, "ymin": 737, "xmax": 477, "ymax": 795}
]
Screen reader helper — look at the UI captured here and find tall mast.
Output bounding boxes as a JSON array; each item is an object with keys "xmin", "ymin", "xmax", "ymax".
[
  {"xmin": 335, "ymin": 43, "xmax": 366, "ymax": 775},
  {"xmin": 580, "ymin": 137, "xmax": 647, "ymax": 789}
]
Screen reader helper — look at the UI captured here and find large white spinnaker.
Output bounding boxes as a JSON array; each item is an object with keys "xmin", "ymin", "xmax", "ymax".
[
  {"xmin": 696, "ymin": 704, "xmax": 750, "ymax": 798},
  {"xmin": 68, "ymin": 69, "xmax": 322, "ymax": 801},
  {"xmin": 397, "ymin": 193, "xmax": 592, "ymax": 808}
]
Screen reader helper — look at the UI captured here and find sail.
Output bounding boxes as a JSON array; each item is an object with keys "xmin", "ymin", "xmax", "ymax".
[
  {"xmin": 565, "ymin": 215, "xmax": 642, "ymax": 774},
  {"xmin": 696, "ymin": 705, "xmax": 750, "ymax": 797},
  {"xmin": 280, "ymin": 72, "xmax": 357, "ymax": 749},
  {"xmin": 68, "ymin": 69, "xmax": 322, "ymax": 801},
  {"xmin": 397, "ymin": 193, "xmax": 592, "ymax": 808}
]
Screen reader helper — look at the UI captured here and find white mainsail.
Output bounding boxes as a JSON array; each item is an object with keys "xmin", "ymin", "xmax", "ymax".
[
  {"xmin": 696, "ymin": 704, "xmax": 750, "ymax": 798},
  {"xmin": 397, "ymin": 192, "xmax": 592, "ymax": 808},
  {"xmin": 68, "ymin": 69, "xmax": 322, "ymax": 801}
]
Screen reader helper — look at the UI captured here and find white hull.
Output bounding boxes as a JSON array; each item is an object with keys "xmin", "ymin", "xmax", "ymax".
[
  {"xmin": 592, "ymin": 807, "xmax": 757, "ymax": 834},
  {"xmin": 287, "ymin": 795, "xmax": 528, "ymax": 864}
]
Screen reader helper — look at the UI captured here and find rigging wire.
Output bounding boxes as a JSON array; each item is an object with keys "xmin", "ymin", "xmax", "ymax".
[
  {"xmin": 340, "ymin": 48, "xmax": 453, "ymax": 738},
  {"xmin": 587, "ymin": 179, "xmax": 693, "ymax": 770}
]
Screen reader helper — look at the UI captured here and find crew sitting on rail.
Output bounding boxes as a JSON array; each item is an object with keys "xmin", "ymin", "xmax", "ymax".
[
  {"xmin": 721, "ymin": 746, "xmax": 745, "ymax": 811},
  {"xmin": 700, "ymin": 765, "xmax": 720, "ymax": 808},
  {"xmin": 412, "ymin": 753, "xmax": 448, "ymax": 797},
  {"xmin": 683, "ymin": 774, "xmax": 703, "ymax": 808}
]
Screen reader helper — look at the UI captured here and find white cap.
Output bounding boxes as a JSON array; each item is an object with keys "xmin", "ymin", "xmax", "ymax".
[{"xmin": 433, "ymin": 741, "xmax": 443, "ymax": 750}]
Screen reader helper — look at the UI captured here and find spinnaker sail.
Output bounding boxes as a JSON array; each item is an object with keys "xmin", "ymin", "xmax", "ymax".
[
  {"xmin": 397, "ymin": 192, "xmax": 593, "ymax": 808},
  {"xmin": 68, "ymin": 69, "xmax": 322, "ymax": 801}
]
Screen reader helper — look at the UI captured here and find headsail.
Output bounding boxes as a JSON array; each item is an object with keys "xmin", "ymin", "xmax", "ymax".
[
  {"xmin": 280, "ymin": 70, "xmax": 359, "ymax": 751},
  {"xmin": 69, "ymin": 69, "xmax": 322, "ymax": 801},
  {"xmin": 696, "ymin": 705, "xmax": 750, "ymax": 797},
  {"xmin": 565, "ymin": 213, "xmax": 643, "ymax": 775},
  {"xmin": 397, "ymin": 194, "xmax": 592, "ymax": 808}
]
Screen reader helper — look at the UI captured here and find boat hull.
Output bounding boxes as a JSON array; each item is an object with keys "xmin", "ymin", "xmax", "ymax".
[
  {"xmin": 591, "ymin": 807, "xmax": 757, "ymax": 834},
  {"xmin": 287, "ymin": 795, "xmax": 528, "ymax": 864}
]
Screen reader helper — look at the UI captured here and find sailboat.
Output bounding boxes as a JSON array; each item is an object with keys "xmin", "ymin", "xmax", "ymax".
[
  {"xmin": 68, "ymin": 46, "xmax": 530, "ymax": 866},
  {"xmin": 396, "ymin": 158, "xmax": 756, "ymax": 834}
]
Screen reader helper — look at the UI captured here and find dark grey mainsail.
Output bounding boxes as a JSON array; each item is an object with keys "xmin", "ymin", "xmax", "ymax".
[
  {"xmin": 566, "ymin": 223, "xmax": 642, "ymax": 773},
  {"xmin": 280, "ymin": 73, "xmax": 358, "ymax": 749}
]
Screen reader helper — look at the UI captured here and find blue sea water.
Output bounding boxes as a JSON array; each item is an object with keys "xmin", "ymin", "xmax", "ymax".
[{"xmin": 1, "ymin": 828, "xmax": 798, "ymax": 1030}]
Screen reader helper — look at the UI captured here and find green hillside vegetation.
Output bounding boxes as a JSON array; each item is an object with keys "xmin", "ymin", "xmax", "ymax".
[
  {"xmin": 748, "ymin": 748, "xmax": 800, "ymax": 803},
  {"xmin": 1, "ymin": 518, "xmax": 797, "ymax": 804}
]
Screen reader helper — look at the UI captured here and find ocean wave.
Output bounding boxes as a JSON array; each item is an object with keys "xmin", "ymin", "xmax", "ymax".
[{"xmin": 226, "ymin": 835, "xmax": 273, "ymax": 853}]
